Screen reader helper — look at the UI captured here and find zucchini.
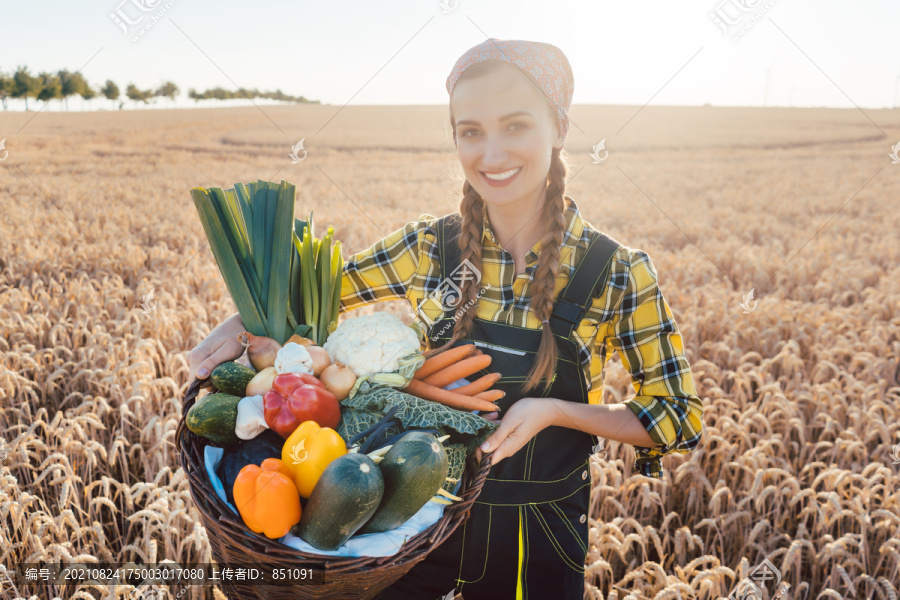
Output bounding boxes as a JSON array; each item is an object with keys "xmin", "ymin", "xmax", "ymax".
[
  {"xmin": 186, "ymin": 392, "xmax": 242, "ymax": 447},
  {"xmin": 216, "ymin": 429, "xmax": 285, "ymax": 506},
  {"xmin": 210, "ymin": 361, "xmax": 257, "ymax": 396},
  {"xmin": 296, "ymin": 452, "xmax": 384, "ymax": 550},
  {"xmin": 359, "ymin": 431, "xmax": 449, "ymax": 534}
]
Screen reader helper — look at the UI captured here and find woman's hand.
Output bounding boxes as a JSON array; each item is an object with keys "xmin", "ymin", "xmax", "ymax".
[
  {"xmin": 187, "ymin": 312, "xmax": 248, "ymax": 382},
  {"xmin": 473, "ymin": 411, "xmax": 500, "ymax": 467},
  {"xmin": 473, "ymin": 397, "xmax": 559, "ymax": 466}
]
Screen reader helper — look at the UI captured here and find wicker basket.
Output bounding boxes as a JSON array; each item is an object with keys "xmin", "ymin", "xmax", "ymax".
[{"xmin": 175, "ymin": 377, "xmax": 492, "ymax": 600}]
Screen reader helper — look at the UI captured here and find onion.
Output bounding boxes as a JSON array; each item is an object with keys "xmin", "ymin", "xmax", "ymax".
[
  {"xmin": 288, "ymin": 334, "xmax": 315, "ymax": 347},
  {"xmin": 238, "ymin": 332, "xmax": 282, "ymax": 370},
  {"xmin": 246, "ymin": 366, "xmax": 278, "ymax": 396},
  {"xmin": 320, "ymin": 363, "xmax": 356, "ymax": 401},
  {"xmin": 306, "ymin": 345, "xmax": 332, "ymax": 377}
]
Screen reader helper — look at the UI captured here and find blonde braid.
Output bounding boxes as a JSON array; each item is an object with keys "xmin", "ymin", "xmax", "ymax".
[{"xmin": 523, "ymin": 147, "xmax": 569, "ymax": 394}]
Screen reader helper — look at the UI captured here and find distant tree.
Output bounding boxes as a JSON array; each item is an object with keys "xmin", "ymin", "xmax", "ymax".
[
  {"xmin": 12, "ymin": 66, "xmax": 41, "ymax": 110},
  {"xmin": 0, "ymin": 70, "xmax": 11, "ymax": 111},
  {"xmin": 81, "ymin": 83, "xmax": 96, "ymax": 109},
  {"xmin": 126, "ymin": 83, "xmax": 151, "ymax": 107},
  {"xmin": 58, "ymin": 69, "xmax": 88, "ymax": 111},
  {"xmin": 37, "ymin": 72, "xmax": 62, "ymax": 106},
  {"xmin": 155, "ymin": 81, "xmax": 179, "ymax": 105},
  {"xmin": 188, "ymin": 88, "xmax": 200, "ymax": 101},
  {"xmin": 101, "ymin": 80, "xmax": 120, "ymax": 109}
]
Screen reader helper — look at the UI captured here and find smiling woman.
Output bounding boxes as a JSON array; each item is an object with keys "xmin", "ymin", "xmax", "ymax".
[
  {"xmin": 359, "ymin": 38, "xmax": 704, "ymax": 600},
  {"xmin": 187, "ymin": 36, "xmax": 703, "ymax": 600}
]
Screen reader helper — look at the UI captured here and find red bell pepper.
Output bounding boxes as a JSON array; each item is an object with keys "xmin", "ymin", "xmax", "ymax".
[{"xmin": 264, "ymin": 373, "xmax": 341, "ymax": 439}]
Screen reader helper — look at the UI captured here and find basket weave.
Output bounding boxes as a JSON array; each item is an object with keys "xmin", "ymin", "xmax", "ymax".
[{"xmin": 175, "ymin": 377, "xmax": 493, "ymax": 600}]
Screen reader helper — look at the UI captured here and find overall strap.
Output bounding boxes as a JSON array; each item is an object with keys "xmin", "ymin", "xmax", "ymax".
[
  {"xmin": 436, "ymin": 213, "xmax": 463, "ymax": 283},
  {"xmin": 548, "ymin": 231, "xmax": 622, "ymax": 339}
]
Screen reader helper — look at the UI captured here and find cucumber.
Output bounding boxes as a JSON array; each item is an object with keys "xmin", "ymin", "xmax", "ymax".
[
  {"xmin": 359, "ymin": 431, "xmax": 449, "ymax": 534},
  {"xmin": 210, "ymin": 361, "xmax": 257, "ymax": 397},
  {"xmin": 296, "ymin": 452, "xmax": 384, "ymax": 551},
  {"xmin": 216, "ymin": 429, "xmax": 285, "ymax": 506},
  {"xmin": 186, "ymin": 392, "xmax": 242, "ymax": 447}
]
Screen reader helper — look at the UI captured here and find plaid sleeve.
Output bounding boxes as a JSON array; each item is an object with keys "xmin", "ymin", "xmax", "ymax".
[
  {"xmin": 339, "ymin": 215, "xmax": 437, "ymax": 312},
  {"xmin": 602, "ymin": 248, "xmax": 703, "ymax": 479}
]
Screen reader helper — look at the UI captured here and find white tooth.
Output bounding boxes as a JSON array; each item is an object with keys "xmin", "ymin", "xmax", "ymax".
[{"xmin": 484, "ymin": 168, "xmax": 520, "ymax": 181}]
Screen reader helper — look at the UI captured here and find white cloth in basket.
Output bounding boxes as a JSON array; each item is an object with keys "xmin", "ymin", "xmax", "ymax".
[{"xmin": 203, "ymin": 445, "xmax": 461, "ymax": 558}]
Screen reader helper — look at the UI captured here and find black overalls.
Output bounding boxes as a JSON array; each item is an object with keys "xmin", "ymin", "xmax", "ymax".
[{"xmin": 377, "ymin": 214, "xmax": 621, "ymax": 600}]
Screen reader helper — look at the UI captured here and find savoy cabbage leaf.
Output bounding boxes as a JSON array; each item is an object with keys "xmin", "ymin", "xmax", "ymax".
[{"xmin": 340, "ymin": 385, "xmax": 498, "ymax": 454}]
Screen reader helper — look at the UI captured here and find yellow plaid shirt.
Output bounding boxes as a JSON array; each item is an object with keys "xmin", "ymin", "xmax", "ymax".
[{"xmin": 338, "ymin": 198, "xmax": 703, "ymax": 479}]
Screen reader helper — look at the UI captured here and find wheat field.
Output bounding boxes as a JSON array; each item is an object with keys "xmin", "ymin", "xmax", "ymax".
[{"xmin": 1, "ymin": 104, "xmax": 899, "ymax": 599}]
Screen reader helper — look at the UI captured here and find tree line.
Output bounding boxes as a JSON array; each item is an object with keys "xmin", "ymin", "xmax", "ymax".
[{"xmin": 0, "ymin": 66, "xmax": 317, "ymax": 110}]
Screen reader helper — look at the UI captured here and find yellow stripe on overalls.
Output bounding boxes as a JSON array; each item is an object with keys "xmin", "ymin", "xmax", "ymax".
[{"xmin": 516, "ymin": 506, "xmax": 525, "ymax": 599}]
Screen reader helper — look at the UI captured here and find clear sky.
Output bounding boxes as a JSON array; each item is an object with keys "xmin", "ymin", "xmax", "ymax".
[{"xmin": 2, "ymin": 0, "xmax": 899, "ymax": 108}]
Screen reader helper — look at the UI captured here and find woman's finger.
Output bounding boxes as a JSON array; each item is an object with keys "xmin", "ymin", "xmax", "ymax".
[
  {"xmin": 191, "ymin": 339, "xmax": 244, "ymax": 381},
  {"xmin": 479, "ymin": 411, "xmax": 500, "ymax": 423},
  {"xmin": 480, "ymin": 413, "xmax": 514, "ymax": 455}
]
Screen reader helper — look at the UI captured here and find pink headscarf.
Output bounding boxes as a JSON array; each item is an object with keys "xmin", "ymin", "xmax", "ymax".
[{"xmin": 446, "ymin": 38, "xmax": 575, "ymax": 140}]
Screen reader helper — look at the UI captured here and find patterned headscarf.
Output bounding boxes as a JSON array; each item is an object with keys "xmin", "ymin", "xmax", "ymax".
[{"xmin": 446, "ymin": 38, "xmax": 574, "ymax": 140}]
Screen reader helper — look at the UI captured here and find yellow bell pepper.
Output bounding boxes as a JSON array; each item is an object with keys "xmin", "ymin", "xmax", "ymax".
[
  {"xmin": 233, "ymin": 458, "xmax": 301, "ymax": 539},
  {"xmin": 281, "ymin": 420, "xmax": 347, "ymax": 497}
]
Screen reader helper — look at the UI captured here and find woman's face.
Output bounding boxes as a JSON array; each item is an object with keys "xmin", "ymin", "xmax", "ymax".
[{"xmin": 450, "ymin": 63, "xmax": 564, "ymax": 213}]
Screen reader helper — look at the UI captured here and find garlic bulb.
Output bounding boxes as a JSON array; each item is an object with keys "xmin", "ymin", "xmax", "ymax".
[{"xmin": 235, "ymin": 395, "xmax": 267, "ymax": 440}]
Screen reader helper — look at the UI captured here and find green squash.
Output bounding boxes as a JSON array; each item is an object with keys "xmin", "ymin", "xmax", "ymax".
[
  {"xmin": 359, "ymin": 431, "xmax": 449, "ymax": 534},
  {"xmin": 210, "ymin": 361, "xmax": 257, "ymax": 397},
  {"xmin": 296, "ymin": 452, "xmax": 384, "ymax": 551},
  {"xmin": 185, "ymin": 392, "xmax": 242, "ymax": 447}
]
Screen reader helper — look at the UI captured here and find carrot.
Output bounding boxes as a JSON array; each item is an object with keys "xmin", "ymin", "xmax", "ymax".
[
  {"xmin": 422, "ymin": 354, "xmax": 492, "ymax": 388},
  {"xmin": 453, "ymin": 372, "xmax": 502, "ymax": 396},
  {"xmin": 413, "ymin": 344, "xmax": 477, "ymax": 380},
  {"xmin": 403, "ymin": 379, "xmax": 500, "ymax": 412},
  {"xmin": 475, "ymin": 389, "xmax": 506, "ymax": 403}
]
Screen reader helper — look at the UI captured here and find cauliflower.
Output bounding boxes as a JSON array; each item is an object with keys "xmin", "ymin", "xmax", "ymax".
[
  {"xmin": 274, "ymin": 342, "xmax": 314, "ymax": 375},
  {"xmin": 323, "ymin": 312, "xmax": 421, "ymax": 377}
]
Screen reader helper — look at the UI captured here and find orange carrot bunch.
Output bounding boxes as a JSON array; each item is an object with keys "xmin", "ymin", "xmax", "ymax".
[{"xmin": 403, "ymin": 344, "xmax": 505, "ymax": 412}]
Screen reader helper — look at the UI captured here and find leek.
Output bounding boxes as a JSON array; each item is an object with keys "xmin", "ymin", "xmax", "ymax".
[{"xmin": 192, "ymin": 180, "xmax": 343, "ymax": 346}]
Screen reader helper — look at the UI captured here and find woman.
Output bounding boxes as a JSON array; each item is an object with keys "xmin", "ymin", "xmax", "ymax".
[{"xmin": 188, "ymin": 38, "xmax": 703, "ymax": 600}]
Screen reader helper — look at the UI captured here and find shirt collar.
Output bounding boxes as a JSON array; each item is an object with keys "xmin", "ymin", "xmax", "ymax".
[{"xmin": 482, "ymin": 195, "xmax": 586, "ymax": 264}]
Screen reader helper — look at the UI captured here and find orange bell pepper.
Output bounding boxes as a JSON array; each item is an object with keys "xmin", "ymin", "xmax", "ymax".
[
  {"xmin": 281, "ymin": 420, "xmax": 347, "ymax": 498},
  {"xmin": 233, "ymin": 458, "xmax": 301, "ymax": 539}
]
